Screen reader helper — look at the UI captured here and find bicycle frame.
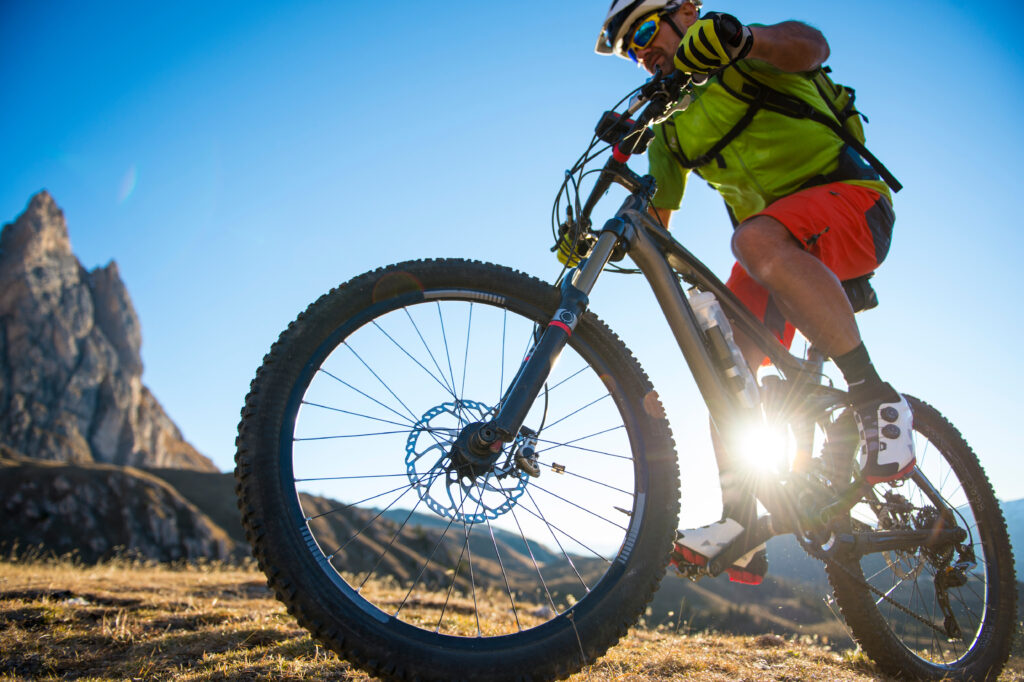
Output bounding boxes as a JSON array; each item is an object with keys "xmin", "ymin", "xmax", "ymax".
[
  {"xmin": 473, "ymin": 150, "xmax": 966, "ymax": 574},
  {"xmin": 488, "ymin": 152, "xmax": 840, "ymax": 456}
]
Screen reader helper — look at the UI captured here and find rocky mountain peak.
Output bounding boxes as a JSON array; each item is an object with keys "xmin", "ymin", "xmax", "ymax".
[
  {"xmin": 0, "ymin": 191, "xmax": 71, "ymax": 265},
  {"xmin": 0, "ymin": 191, "xmax": 216, "ymax": 471}
]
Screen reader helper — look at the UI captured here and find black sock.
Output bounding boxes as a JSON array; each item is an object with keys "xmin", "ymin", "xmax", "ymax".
[{"xmin": 833, "ymin": 342, "xmax": 896, "ymax": 405}]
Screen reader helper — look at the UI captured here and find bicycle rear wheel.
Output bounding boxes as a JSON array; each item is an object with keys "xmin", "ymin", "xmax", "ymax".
[
  {"xmin": 825, "ymin": 396, "xmax": 1017, "ymax": 680},
  {"xmin": 234, "ymin": 259, "xmax": 680, "ymax": 681}
]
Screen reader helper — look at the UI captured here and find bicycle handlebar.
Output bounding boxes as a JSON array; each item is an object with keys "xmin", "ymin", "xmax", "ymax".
[{"xmin": 579, "ymin": 70, "xmax": 691, "ymax": 224}]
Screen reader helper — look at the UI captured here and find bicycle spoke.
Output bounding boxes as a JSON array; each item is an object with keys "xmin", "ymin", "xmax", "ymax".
[
  {"xmin": 542, "ymin": 365, "xmax": 591, "ymax": 396},
  {"xmin": 329, "ymin": 468, "xmax": 446, "ymax": 559},
  {"xmin": 542, "ymin": 393, "xmax": 613, "ymax": 431},
  {"xmin": 483, "ymin": 512, "xmax": 522, "ymax": 632},
  {"xmin": 534, "ymin": 425, "xmax": 630, "ymax": 459},
  {"xmin": 529, "ymin": 481, "xmax": 628, "ymax": 531},
  {"xmin": 304, "ymin": 482, "xmax": 413, "ymax": 522},
  {"xmin": 300, "ymin": 399, "xmax": 413, "ymax": 430},
  {"xmin": 508, "ymin": 504, "xmax": 559, "ymax": 614},
  {"xmin": 404, "ymin": 306, "xmax": 457, "ymax": 397},
  {"xmin": 508, "ymin": 498, "xmax": 613, "ymax": 563},
  {"xmin": 498, "ymin": 309, "xmax": 507, "ymax": 410},
  {"xmin": 373, "ymin": 320, "xmax": 458, "ymax": 401},
  {"xmin": 460, "ymin": 303, "xmax": 472, "ymax": 401},
  {"xmin": 394, "ymin": 514, "xmax": 459, "ymax": 618},
  {"xmin": 317, "ymin": 368, "xmax": 417, "ymax": 428},
  {"xmin": 296, "ymin": 472, "xmax": 411, "ymax": 483},
  {"xmin": 294, "ymin": 429, "xmax": 413, "ymax": 441},
  {"xmin": 345, "ymin": 341, "xmax": 423, "ymax": 425},
  {"xmin": 535, "ymin": 461, "xmax": 634, "ymax": 496},
  {"xmin": 523, "ymin": 487, "xmax": 589, "ymax": 592},
  {"xmin": 357, "ymin": 493, "xmax": 432, "ymax": 591},
  {"xmin": 436, "ymin": 488, "xmax": 475, "ymax": 633},
  {"xmin": 305, "ymin": 464, "xmax": 441, "ymax": 523},
  {"xmin": 342, "ymin": 342, "xmax": 453, "ymax": 453},
  {"xmin": 459, "ymin": 484, "xmax": 483, "ymax": 637},
  {"xmin": 435, "ymin": 302, "xmax": 460, "ymax": 421}
]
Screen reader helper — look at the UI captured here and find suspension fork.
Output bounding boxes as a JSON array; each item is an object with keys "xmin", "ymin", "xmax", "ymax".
[{"xmin": 473, "ymin": 217, "xmax": 630, "ymax": 450}]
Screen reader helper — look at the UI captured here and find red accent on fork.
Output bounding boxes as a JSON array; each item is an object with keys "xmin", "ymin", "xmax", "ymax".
[
  {"xmin": 612, "ymin": 145, "xmax": 631, "ymax": 163},
  {"xmin": 549, "ymin": 320, "xmax": 572, "ymax": 336}
]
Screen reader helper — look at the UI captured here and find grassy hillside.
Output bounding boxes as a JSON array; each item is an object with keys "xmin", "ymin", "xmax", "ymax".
[
  {"xmin": 37, "ymin": 464, "xmax": 1022, "ymax": 645},
  {"xmin": 8, "ymin": 558, "xmax": 1020, "ymax": 681}
]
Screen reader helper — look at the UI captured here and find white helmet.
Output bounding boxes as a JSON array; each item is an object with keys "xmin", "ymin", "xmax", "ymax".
[{"xmin": 595, "ymin": 0, "xmax": 702, "ymax": 58}]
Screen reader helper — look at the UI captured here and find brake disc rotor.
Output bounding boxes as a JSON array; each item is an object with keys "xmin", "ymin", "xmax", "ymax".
[{"xmin": 405, "ymin": 400, "xmax": 530, "ymax": 523}]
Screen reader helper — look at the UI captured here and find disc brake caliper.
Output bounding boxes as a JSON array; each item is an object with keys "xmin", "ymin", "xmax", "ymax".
[{"xmin": 514, "ymin": 426, "xmax": 540, "ymax": 478}]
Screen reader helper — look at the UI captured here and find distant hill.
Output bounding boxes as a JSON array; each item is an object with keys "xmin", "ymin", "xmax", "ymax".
[{"xmin": 1002, "ymin": 497, "xmax": 1024, "ymax": 579}]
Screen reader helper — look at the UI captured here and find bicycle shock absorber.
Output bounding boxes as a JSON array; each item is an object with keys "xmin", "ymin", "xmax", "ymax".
[{"xmin": 479, "ymin": 221, "xmax": 630, "ymax": 448}]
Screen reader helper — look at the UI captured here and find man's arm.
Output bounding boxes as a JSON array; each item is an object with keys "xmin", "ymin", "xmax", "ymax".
[
  {"xmin": 747, "ymin": 21, "xmax": 829, "ymax": 73},
  {"xmin": 676, "ymin": 14, "xmax": 830, "ymax": 75}
]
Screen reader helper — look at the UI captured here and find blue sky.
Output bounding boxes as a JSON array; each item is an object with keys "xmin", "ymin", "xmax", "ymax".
[{"xmin": 3, "ymin": 1, "xmax": 1023, "ymax": 525}]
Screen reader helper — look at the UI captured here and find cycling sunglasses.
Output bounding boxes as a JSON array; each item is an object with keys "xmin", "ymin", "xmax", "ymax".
[{"xmin": 626, "ymin": 13, "xmax": 664, "ymax": 63}]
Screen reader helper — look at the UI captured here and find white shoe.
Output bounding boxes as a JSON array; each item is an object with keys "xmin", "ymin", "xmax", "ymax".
[
  {"xmin": 670, "ymin": 518, "xmax": 767, "ymax": 585},
  {"xmin": 854, "ymin": 389, "xmax": 916, "ymax": 484}
]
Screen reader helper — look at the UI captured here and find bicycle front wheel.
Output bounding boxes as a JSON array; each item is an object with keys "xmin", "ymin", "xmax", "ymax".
[
  {"xmin": 825, "ymin": 395, "xmax": 1017, "ymax": 680},
  {"xmin": 234, "ymin": 259, "xmax": 680, "ymax": 682}
]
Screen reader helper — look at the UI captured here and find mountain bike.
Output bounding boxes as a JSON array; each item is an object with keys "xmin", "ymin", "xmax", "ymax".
[{"xmin": 234, "ymin": 69, "xmax": 1017, "ymax": 681}]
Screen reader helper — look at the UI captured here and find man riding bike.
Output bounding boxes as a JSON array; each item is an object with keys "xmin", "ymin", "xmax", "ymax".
[{"xmin": 595, "ymin": 0, "xmax": 916, "ymax": 585}]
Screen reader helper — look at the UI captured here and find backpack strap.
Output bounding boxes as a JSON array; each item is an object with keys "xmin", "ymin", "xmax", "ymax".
[
  {"xmin": 729, "ymin": 66, "xmax": 902, "ymax": 192},
  {"xmin": 657, "ymin": 86, "xmax": 769, "ymax": 169}
]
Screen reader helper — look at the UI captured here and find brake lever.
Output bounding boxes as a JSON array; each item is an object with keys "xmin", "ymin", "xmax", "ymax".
[
  {"xmin": 627, "ymin": 69, "xmax": 695, "ymax": 121},
  {"xmin": 625, "ymin": 67, "xmax": 666, "ymax": 115}
]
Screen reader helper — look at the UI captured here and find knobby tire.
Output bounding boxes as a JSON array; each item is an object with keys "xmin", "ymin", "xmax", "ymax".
[{"xmin": 234, "ymin": 259, "xmax": 680, "ymax": 682}]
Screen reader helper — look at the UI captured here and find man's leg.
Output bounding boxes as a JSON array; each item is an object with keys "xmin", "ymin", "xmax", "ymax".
[
  {"xmin": 731, "ymin": 215, "xmax": 860, "ymax": 358},
  {"xmin": 730, "ymin": 186, "xmax": 915, "ymax": 485},
  {"xmin": 672, "ymin": 184, "xmax": 914, "ymax": 583}
]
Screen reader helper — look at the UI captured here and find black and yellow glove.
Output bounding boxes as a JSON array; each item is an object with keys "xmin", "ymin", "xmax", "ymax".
[
  {"xmin": 673, "ymin": 12, "xmax": 753, "ymax": 74},
  {"xmin": 555, "ymin": 227, "xmax": 589, "ymax": 267}
]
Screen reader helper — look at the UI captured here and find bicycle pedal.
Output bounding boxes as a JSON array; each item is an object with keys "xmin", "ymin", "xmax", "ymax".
[{"xmin": 669, "ymin": 547, "xmax": 709, "ymax": 581}]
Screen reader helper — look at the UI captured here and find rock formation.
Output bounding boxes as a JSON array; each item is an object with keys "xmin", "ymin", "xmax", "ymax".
[
  {"xmin": 0, "ymin": 448, "xmax": 236, "ymax": 562},
  {"xmin": 0, "ymin": 191, "xmax": 216, "ymax": 471}
]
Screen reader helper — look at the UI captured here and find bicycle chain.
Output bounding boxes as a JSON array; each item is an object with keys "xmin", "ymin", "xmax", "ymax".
[{"xmin": 797, "ymin": 533, "xmax": 947, "ymax": 637}]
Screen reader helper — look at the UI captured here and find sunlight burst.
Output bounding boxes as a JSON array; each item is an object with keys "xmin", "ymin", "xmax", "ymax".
[{"xmin": 734, "ymin": 418, "xmax": 790, "ymax": 474}]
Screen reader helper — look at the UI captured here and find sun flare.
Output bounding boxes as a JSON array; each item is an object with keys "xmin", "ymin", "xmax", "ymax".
[{"xmin": 734, "ymin": 418, "xmax": 791, "ymax": 474}]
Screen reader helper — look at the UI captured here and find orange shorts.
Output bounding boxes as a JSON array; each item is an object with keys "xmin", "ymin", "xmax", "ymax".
[{"xmin": 726, "ymin": 182, "xmax": 895, "ymax": 349}]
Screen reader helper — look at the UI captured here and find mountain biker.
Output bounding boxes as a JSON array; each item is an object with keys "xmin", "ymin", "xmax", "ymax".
[{"xmin": 595, "ymin": 0, "xmax": 916, "ymax": 585}]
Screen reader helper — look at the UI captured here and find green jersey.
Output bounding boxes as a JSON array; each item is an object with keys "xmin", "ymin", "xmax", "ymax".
[{"xmin": 648, "ymin": 59, "xmax": 889, "ymax": 223}]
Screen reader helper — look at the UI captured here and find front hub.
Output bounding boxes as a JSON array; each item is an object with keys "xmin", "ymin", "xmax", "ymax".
[{"xmin": 450, "ymin": 421, "xmax": 502, "ymax": 479}]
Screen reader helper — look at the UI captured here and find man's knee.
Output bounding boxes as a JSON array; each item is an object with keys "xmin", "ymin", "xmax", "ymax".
[{"xmin": 731, "ymin": 216, "xmax": 797, "ymax": 278}]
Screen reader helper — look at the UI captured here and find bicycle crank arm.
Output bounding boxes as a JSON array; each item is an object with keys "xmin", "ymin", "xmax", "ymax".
[
  {"xmin": 832, "ymin": 527, "xmax": 968, "ymax": 559},
  {"xmin": 486, "ymin": 227, "xmax": 624, "ymax": 443}
]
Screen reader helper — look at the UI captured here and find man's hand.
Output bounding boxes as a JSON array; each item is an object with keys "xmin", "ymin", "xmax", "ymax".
[
  {"xmin": 555, "ymin": 228, "xmax": 586, "ymax": 267},
  {"xmin": 673, "ymin": 12, "xmax": 753, "ymax": 74}
]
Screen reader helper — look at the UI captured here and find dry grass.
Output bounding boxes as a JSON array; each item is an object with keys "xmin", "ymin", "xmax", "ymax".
[{"xmin": 0, "ymin": 558, "xmax": 1020, "ymax": 681}]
